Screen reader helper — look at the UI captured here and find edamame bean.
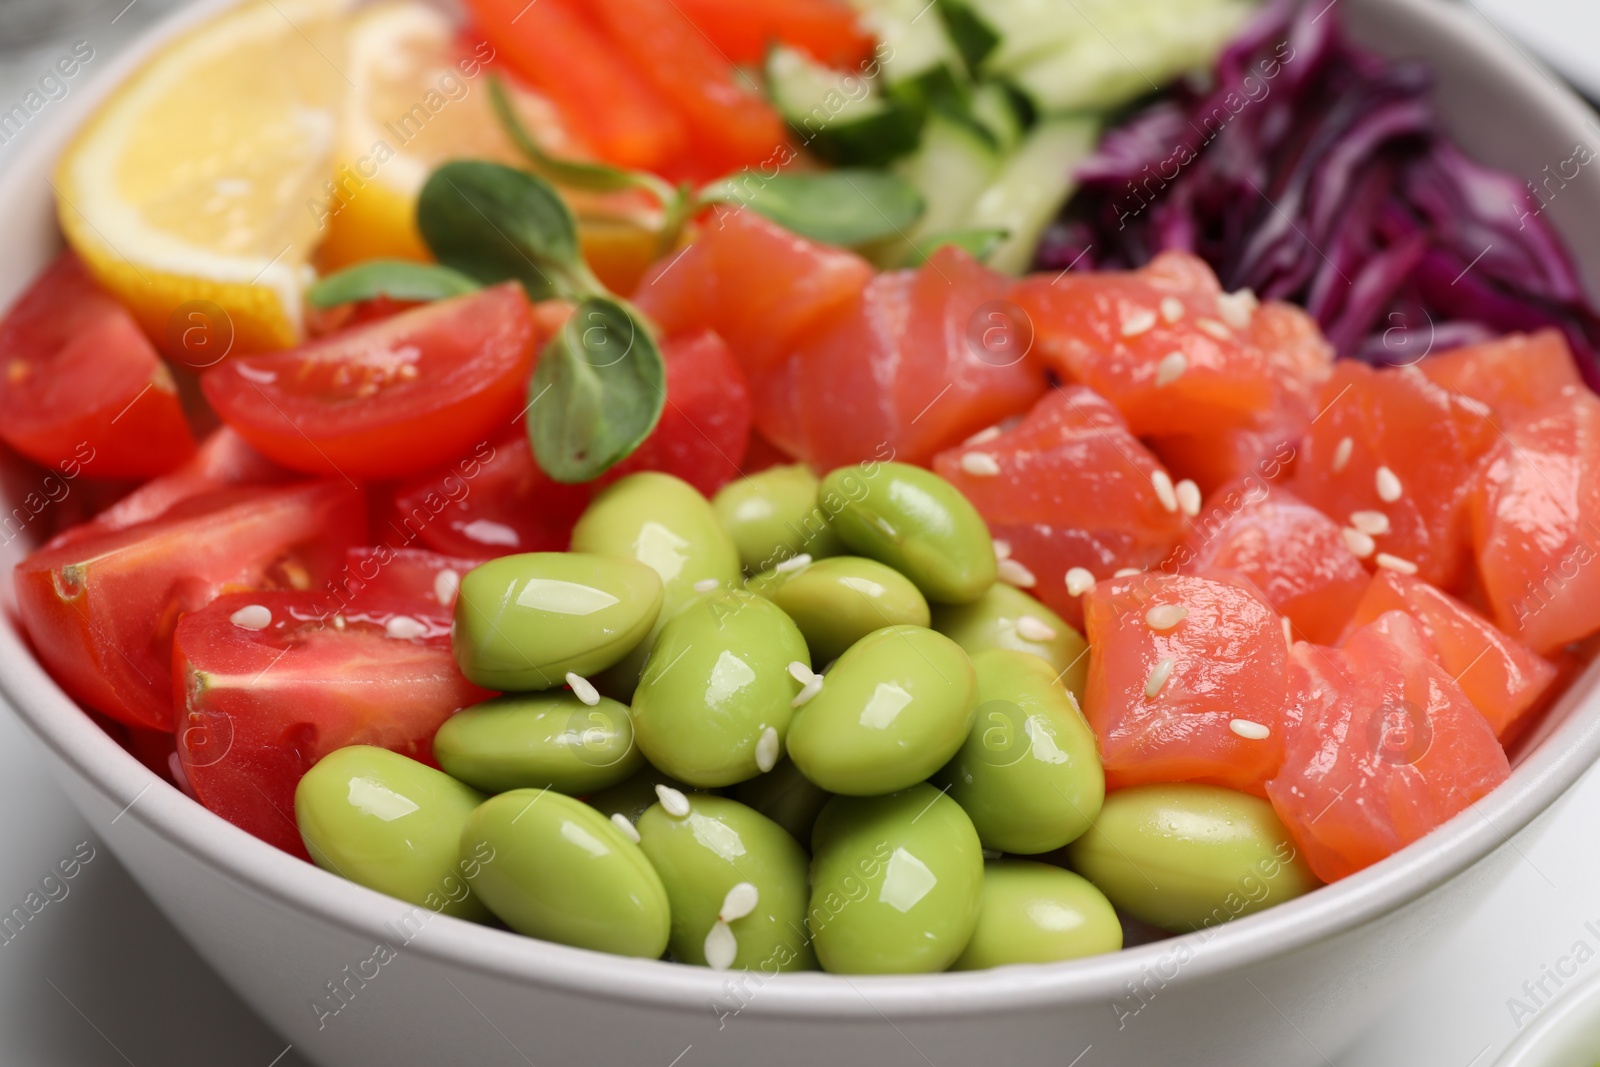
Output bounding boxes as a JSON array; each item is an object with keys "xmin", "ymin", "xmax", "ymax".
[
  {"xmin": 711, "ymin": 464, "xmax": 843, "ymax": 572},
  {"xmin": 1066, "ymin": 783, "xmax": 1319, "ymax": 933},
  {"xmin": 952, "ymin": 860, "xmax": 1122, "ymax": 970},
  {"xmin": 819, "ymin": 462, "xmax": 996, "ymax": 604},
  {"xmin": 637, "ymin": 794, "xmax": 815, "ymax": 971},
  {"xmin": 733, "ymin": 759, "xmax": 832, "ymax": 845},
  {"xmin": 931, "ymin": 583, "xmax": 1089, "ymax": 701},
  {"xmin": 434, "ymin": 692, "xmax": 643, "ymax": 795},
  {"xmin": 808, "ymin": 785, "xmax": 983, "ymax": 974},
  {"xmin": 935, "ymin": 649, "xmax": 1103, "ymax": 854},
  {"xmin": 462, "ymin": 789, "xmax": 670, "ymax": 957},
  {"xmin": 750, "ymin": 555, "xmax": 930, "ymax": 663},
  {"xmin": 587, "ymin": 767, "xmax": 696, "ymax": 826},
  {"xmin": 295, "ymin": 746, "xmax": 489, "ymax": 921},
  {"xmin": 786, "ymin": 625, "xmax": 976, "ymax": 795},
  {"xmin": 451, "ymin": 552, "xmax": 662, "ymax": 691},
  {"xmin": 632, "ymin": 589, "xmax": 810, "ymax": 787}
]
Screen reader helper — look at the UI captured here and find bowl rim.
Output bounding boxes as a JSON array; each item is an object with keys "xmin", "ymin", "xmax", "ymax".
[{"xmin": 4, "ymin": 0, "xmax": 1600, "ymax": 1023}]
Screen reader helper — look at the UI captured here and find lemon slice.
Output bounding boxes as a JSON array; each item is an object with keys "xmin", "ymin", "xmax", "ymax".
[{"xmin": 54, "ymin": 0, "xmax": 353, "ymax": 354}]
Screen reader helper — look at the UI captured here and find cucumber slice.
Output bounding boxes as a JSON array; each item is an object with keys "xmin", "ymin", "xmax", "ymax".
[
  {"xmin": 895, "ymin": 112, "xmax": 1002, "ymax": 242},
  {"xmin": 968, "ymin": 82, "xmax": 1026, "ymax": 154},
  {"xmin": 936, "ymin": 0, "xmax": 1000, "ymax": 73},
  {"xmin": 766, "ymin": 45, "xmax": 922, "ymax": 166},
  {"xmin": 847, "ymin": 0, "xmax": 965, "ymax": 89},
  {"xmin": 964, "ymin": 116, "xmax": 1098, "ymax": 274}
]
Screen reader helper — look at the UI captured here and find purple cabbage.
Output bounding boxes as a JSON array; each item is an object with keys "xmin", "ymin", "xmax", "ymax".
[{"xmin": 1034, "ymin": 0, "xmax": 1600, "ymax": 387}]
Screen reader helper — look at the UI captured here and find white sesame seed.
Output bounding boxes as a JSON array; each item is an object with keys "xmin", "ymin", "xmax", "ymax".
[
  {"xmin": 1155, "ymin": 351, "xmax": 1188, "ymax": 387},
  {"xmin": 385, "ymin": 615, "xmax": 428, "ymax": 640},
  {"xmin": 719, "ymin": 882, "xmax": 759, "ymax": 923},
  {"xmin": 655, "ymin": 784, "xmax": 691, "ymax": 817},
  {"xmin": 566, "ymin": 672, "xmax": 601, "ymax": 706},
  {"xmin": 1342, "ymin": 527, "xmax": 1376, "ymax": 558},
  {"xmin": 1145, "ymin": 657, "xmax": 1175, "ymax": 698},
  {"xmin": 1175, "ymin": 479, "xmax": 1201, "ymax": 517},
  {"xmin": 961, "ymin": 452, "xmax": 1001, "ymax": 477},
  {"xmin": 992, "ymin": 539, "xmax": 1012, "ymax": 560},
  {"xmin": 1375, "ymin": 466, "xmax": 1403, "ymax": 503},
  {"xmin": 787, "ymin": 661, "xmax": 818, "ymax": 685},
  {"xmin": 774, "ymin": 553, "xmax": 812, "ymax": 574},
  {"xmin": 964, "ymin": 424, "xmax": 1003, "ymax": 446},
  {"xmin": 693, "ymin": 577, "xmax": 720, "ymax": 593},
  {"xmin": 1375, "ymin": 552, "xmax": 1419, "ymax": 575},
  {"xmin": 791, "ymin": 674, "xmax": 824, "ymax": 708},
  {"xmin": 1349, "ymin": 510, "xmax": 1391, "ymax": 537},
  {"xmin": 1121, "ymin": 309, "xmax": 1158, "ymax": 336},
  {"xmin": 610, "ymin": 812, "xmax": 641, "ymax": 843},
  {"xmin": 1114, "ymin": 567, "xmax": 1143, "ymax": 578},
  {"xmin": 433, "ymin": 569, "xmax": 460, "ymax": 605},
  {"xmin": 1332, "ymin": 436, "xmax": 1353, "ymax": 473},
  {"xmin": 1151, "ymin": 470, "xmax": 1178, "ymax": 513},
  {"xmin": 1216, "ymin": 290, "xmax": 1258, "ymax": 330},
  {"xmin": 1159, "ymin": 297, "xmax": 1185, "ymax": 323},
  {"xmin": 1196, "ymin": 318, "xmax": 1232, "ymax": 340},
  {"xmin": 998, "ymin": 558, "xmax": 1037, "ymax": 588},
  {"xmin": 755, "ymin": 726, "xmax": 780, "ymax": 773},
  {"xmin": 230, "ymin": 604, "xmax": 271, "ymax": 631},
  {"xmin": 1282, "ymin": 616, "xmax": 1293, "ymax": 650},
  {"xmin": 1016, "ymin": 615, "xmax": 1057, "ymax": 642},
  {"xmin": 332, "ymin": 614, "xmax": 346, "ymax": 630},
  {"xmin": 1145, "ymin": 604, "xmax": 1188, "ymax": 630},
  {"xmin": 1229, "ymin": 718, "xmax": 1271, "ymax": 740},
  {"xmin": 1065, "ymin": 568, "xmax": 1096, "ymax": 597},
  {"xmin": 704, "ymin": 920, "xmax": 737, "ymax": 970},
  {"xmin": 1458, "ymin": 396, "xmax": 1492, "ymax": 417}
]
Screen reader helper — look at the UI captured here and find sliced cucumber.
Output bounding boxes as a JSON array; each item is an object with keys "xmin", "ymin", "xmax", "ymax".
[
  {"xmin": 968, "ymin": 82, "xmax": 1027, "ymax": 154},
  {"xmin": 848, "ymin": 0, "xmax": 964, "ymax": 86},
  {"xmin": 895, "ymin": 112, "xmax": 1002, "ymax": 242},
  {"xmin": 936, "ymin": 0, "xmax": 1001, "ymax": 73},
  {"xmin": 964, "ymin": 116, "xmax": 1099, "ymax": 274},
  {"xmin": 766, "ymin": 45, "xmax": 921, "ymax": 166}
]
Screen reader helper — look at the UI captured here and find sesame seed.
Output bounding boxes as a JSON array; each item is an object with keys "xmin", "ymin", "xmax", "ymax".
[
  {"xmin": 1145, "ymin": 604, "xmax": 1188, "ymax": 630},
  {"xmin": 385, "ymin": 615, "xmax": 428, "ymax": 640},
  {"xmin": 1114, "ymin": 567, "xmax": 1143, "ymax": 578},
  {"xmin": 1145, "ymin": 657, "xmax": 1175, "ymax": 698},
  {"xmin": 755, "ymin": 726, "xmax": 780, "ymax": 773},
  {"xmin": 1332, "ymin": 437, "xmax": 1353, "ymax": 473},
  {"xmin": 1229, "ymin": 718, "xmax": 1271, "ymax": 740},
  {"xmin": 998, "ymin": 558, "xmax": 1037, "ymax": 588},
  {"xmin": 1375, "ymin": 552, "xmax": 1418, "ymax": 575},
  {"xmin": 230, "ymin": 604, "xmax": 271, "ymax": 631},
  {"xmin": 332, "ymin": 614, "xmax": 346, "ymax": 630},
  {"xmin": 719, "ymin": 882, "xmax": 760, "ymax": 923},
  {"xmin": 693, "ymin": 577, "xmax": 720, "ymax": 593},
  {"xmin": 1282, "ymin": 616, "xmax": 1293, "ymax": 650},
  {"xmin": 961, "ymin": 452, "xmax": 1001, "ymax": 477},
  {"xmin": 1196, "ymin": 318, "xmax": 1232, "ymax": 340},
  {"xmin": 1342, "ymin": 527, "xmax": 1376, "ymax": 558},
  {"xmin": 433, "ymin": 569, "xmax": 460, "ymax": 605},
  {"xmin": 1175, "ymin": 479, "xmax": 1201, "ymax": 517},
  {"xmin": 1151, "ymin": 470, "xmax": 1178, "ymax": 513},
  {"xmin": 1155, "ymin": 351, "xmax": 1187, "ymax": 387},
  {"xmin": 1121, "ymin": 309, "xmax": 1158, "ymax": 336},
  {"xmin": 774, "ymin": 553, "xmax": 812, "ymax": 574},
  {"xmin": 1349, "ymin": 510, "xmax": 1391, "ymax": 537},
  {"xmin": 655, "ymin": 784, "xmax": 691, "ymax": 817},
  {"xmin": 1216, "ymin": 289, "xmax": 1257, "ymax": 330},
  {"xmin": 704, "ymin": 920, "xmax": 737, "ymax": 971},
  {"xmin": 610, "ymin": 813, "xmax": 641, "ymax": 843},
  {"xmin": 1159, "ymin": 297, "xmax": 1185, "ymax": 323},
  {"xmin": 787, "ymin": 661, "xmax": 818, "ymax": 686},
  {"xmin": 1065, "ymin": 567, "xmax": 1096, "ymax": 597},
  {"xmin": 993, "ymin": 539, "xmax": 1012, "ymax": 561},
  {"xmin": 566, "ymin": 671, "xmax": 600, "ymax": 706},
  {"xmin": 1375, "ymin": 466, "xmax": 1403, "ymax": 503},
  {"xmin": 791, "ymin": 674, "xmax": 824, "ymax": 708},
  {"xmin": 1458, "ymin": 396, "xmax": 1492, "ymax": 417},
  {"xmin": 965, "ymin": 425, "xmax": 1003, "ymax": 446},
  {"xmin": 1016, "ymin": 615, "xmax": 1057, "ymax": 642}
]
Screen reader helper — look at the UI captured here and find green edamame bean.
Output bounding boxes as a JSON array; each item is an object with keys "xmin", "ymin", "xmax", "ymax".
[
  {"xmin": 930, "ymin": 583, "xmax": 1090, "ymax": 701},
  {"xmin": 571, "ymin": 472, "xmax": 743, "ymax": 697},
  {"xmin": 637, "ymin": 794, "xmax": 815, "ymax": 971},
  {"xmin": 632, "ymin": 589, "xmax": 810, "ymax": 787},
  {"xmin": 935, "ymin": 649, "xmax": 1103, "ymax": 854},
  {"xmin": 1066, "ymin": 784, "xmax": 1319, "ymax": 933},
  {"xmin": 786, "ymin": 625, "xmax": 976, "ymax": 796},
  {"xmin": 434, "ymin": 692, "xmax": 643, "ymax": 795},
  {"xmin": 808, "ymin": 784, "xmax": 983, "ymax": 974},
  {"xmin": 712, "ymin": 464, "xmax": 843, "ymax": 572},
  {"xmin": 451, "ymin": 552, "xmax": 663, "ymax": 691},
  {"xmin": 586, "ymin": 767, "xmax": 696, "ymax": 826},
  {"xmin": 750, "ymin": 555, "xmax": 930, "ymax": 664},
  {"xmin": 819, "ymin": 462, "xmax": 995, "ymax": 604},
  {"xmin": 295, "ymin": 746, "xmax": 489, "ymax": 921},
  {"xmin": 462, "ymin": 788, "xmax": 670, "ymax": 957},
  {"xmin": 952, "ymin": 860, "xmax": 1121, "ymax": 970},
  {"xmin": 733, "ymin": 759, "xmax": 832, "ymax": 845}
]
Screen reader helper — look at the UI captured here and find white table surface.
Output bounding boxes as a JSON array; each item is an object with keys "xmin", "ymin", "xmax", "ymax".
[{"xmin": 3, "ymin": 2, "xmax": 1600, "ymax": 1064}]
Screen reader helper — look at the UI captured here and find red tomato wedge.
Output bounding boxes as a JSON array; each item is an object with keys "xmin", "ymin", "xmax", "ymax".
[
  {"xmin": 1343, "ymin": 570, "xmax": 1556, "ymax": 738},
  {"xmin": 632, "ymin": 207, "xmax": 873, "ymax": 379},
  {"xmin": 932, "ymin": 385, "xmax": 1187, "ymax": 627},
  {"xmin": 757, "ymin": 245, "xmax": 1049, "ymax": 469},
  {"xmin": 1267, "ymin": 612, "xmax": 1510, "ymax": 883},
  {"xmin": 1420, "ymin": 330, "xmax": 1583, "ymax": 421},
  {"xmin": 14, "ymin": 482, "xmax": 365, "ymax": 730},
  {"xmin": 671, "ymin": 0, "xmax": 875, "ymax": 67},
  {"xmin": 1082, "ymin": 572, "xmax": 1290, "ymax": 794},
  {"xmin": 1175, "ymin": 478, "xmax": 1369, "ymax": 645},
  {"xmin": 335, "ymin": 546, "xmax": 485, "ymax": 612},
  {"xmin": 462, "ymin": 0, "xmax": 686, "ymax": 171},
  {"xmin": 173, "ymin": 592, "xmax": 488, "ymax": 858},
  {"xmin": 0, "ymin": 252, "xmax": 194, "ymax": 479},
  {"xmin": 201, "ymin": 284, "xmax": 539, "ymax": 481},
  {"xmin": 1290, "ymin": 361, "xmax": 1496, "ymax": 590},
  {"xmin": 1470, "ymin": 390, "xmax": 1600, "ymax": 654}
]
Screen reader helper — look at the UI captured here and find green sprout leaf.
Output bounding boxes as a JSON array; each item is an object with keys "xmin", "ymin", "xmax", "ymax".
[
  {"xmin": 698, "ymin": 170, "xmax": 924, "ymax": 248},
  {"xmin": 903, "ymin": 227, "xmax": 1011, "ymax": 267},
  {"xmin": 306, "ymin": 259, "xmax": 480, "ymax": 309}
]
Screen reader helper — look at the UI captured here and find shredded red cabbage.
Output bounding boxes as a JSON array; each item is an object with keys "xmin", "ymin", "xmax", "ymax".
[{"xmin": 1034, "ymin": 0, "xmax": 1600, "ymax": 386}]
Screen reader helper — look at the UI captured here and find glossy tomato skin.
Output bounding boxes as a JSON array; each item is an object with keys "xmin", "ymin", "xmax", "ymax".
[
  {"xmin": 0, "ymin": 252, "xmax": 195, "ymax": 478},
  {"xmin": 14, "ymin": 482, "xmax": 365, "ymax": 731},
  {"xmin": 201, "ymin": 283, "xmax": 540, "ymax": 480},
  {"xmin": 174, "ymin": 592, "xmax": 489, "ymax": 859},
  {"xmin": 333, "ymin": 546, "xmax": 486, "ymax": 613},
  {"xmin": 1083, "ymin": 572, "xmax": 1290, "ymax": 794},
  {"xmin": 1267, "ymin": 612, "xmax": 1510, "ymax": 883}
]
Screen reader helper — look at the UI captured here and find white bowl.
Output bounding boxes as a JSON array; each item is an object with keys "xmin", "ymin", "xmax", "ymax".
[
  {"xmin": 1497, "ymin": 970, "xmax": 1600, "ymax": 1067},
  {"xmin": 4, "ymin": 2, "xmax": 1600, "ymax": 1064}
]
